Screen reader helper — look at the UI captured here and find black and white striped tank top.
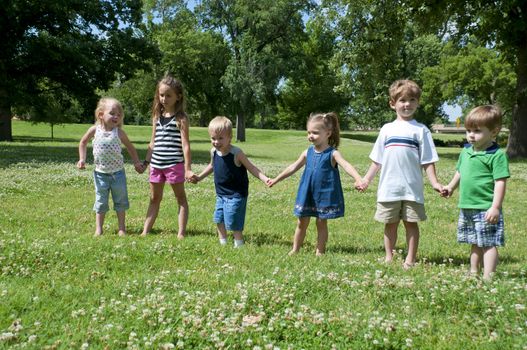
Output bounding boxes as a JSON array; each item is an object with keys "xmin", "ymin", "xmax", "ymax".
[{"xmin": 151, "ymin": 116, "xmax": 184, "ymax": 169}]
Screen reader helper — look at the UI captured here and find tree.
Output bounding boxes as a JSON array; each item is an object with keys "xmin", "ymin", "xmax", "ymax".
[
  {"xmin": 0, "ymin": 0, "xmax": 155, "ymax": 141},
  {"xmin": 405, "ymin": 0, "xmax": 527, "ymax": 158},
  {"xmin": 324, "ymin": 0, "xmax": 444, "ymax": 129},
  {"xmin": 422, "ymin": 40, "xmax": 516, "ymax": 125},
  {"xmin": 277, "ymin": 15, "xmax": 348, "ymax": 129},
  {"xmin": 196, "ymin": 0, "xmax": 313, "ymax": 141}
]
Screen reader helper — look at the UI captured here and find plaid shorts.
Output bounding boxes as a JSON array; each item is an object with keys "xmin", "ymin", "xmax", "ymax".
[{"xmin": 457, "ymin": 209, "xmax": 505, "ymax": 247}]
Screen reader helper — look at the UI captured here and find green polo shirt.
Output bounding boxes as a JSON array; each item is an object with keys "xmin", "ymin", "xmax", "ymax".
[{"xmin": 457, "ymin": 143, "xmax": 510, "ymax": 209}]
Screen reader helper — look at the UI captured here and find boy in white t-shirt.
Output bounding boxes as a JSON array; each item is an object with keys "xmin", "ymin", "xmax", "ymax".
[{"xmin": 357, "ymin": 80, "xmax": 443, "ymax": 268}]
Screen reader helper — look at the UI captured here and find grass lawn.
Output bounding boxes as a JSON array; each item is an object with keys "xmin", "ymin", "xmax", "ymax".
[{"xmin": 0, "ymin": 120, "xmax": 526, "ymax": 349}]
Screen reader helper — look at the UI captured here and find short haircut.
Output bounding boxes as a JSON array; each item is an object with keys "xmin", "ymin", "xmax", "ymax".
[
  {"xmin": 389, "ymin": 79, "xmax": 422, "ymax": 102},
  {"xmin": 208, "ymin": 116, "xmax": 233, "ymax": 135},
  {"xmin": 465, "ymin": 105, "xmax": 503, "ymax": 131}
]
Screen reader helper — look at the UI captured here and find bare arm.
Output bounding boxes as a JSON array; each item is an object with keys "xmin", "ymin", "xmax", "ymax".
[
  {"xmin": 144, "ymin": 122, "xmax": 156, "ymax": 166},
  {"xmin": 443, "ymin": 171, "xmax": 461, "ymax": 198},
  {"xmin": 77, "ymin": 126, "xmax": 96, "ymax": 169},
  {"xmin": 194, "ymin": 162, "xmax": 214, "ymax": 182},
  {"xmin": 423, "ymin": 162, "xmax": 443, "ymax": 193},
  {"xmin": 358, "ymin": 161, "xmax": 381, "ymax": 191},
  {"xmin": 485, "ymin": 178, "xmax": 507, "ymax": 223},
  {"xmin": 269, "ymin": 150, "xmax": 307, "ymax": 187},
  {"xmin": 332, "ymin": 150, "xmax": 362, "ymax": 183},
  {"xmin": 237, "ymin": 150, "xmax": 269, "ymax": 183},
  {"xmin": 118, "ymin": 129, "xmax": 144, "ymax": 173},
  {"xmin": 179, "ymin": 116, "xmax": 194, "ymax": 180}
]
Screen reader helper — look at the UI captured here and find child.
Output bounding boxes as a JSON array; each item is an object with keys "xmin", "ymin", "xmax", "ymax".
[
  {"xmin": 358, "ymin": 80, "xmax": 443, "ymax": 268},
  {"xmin": 191, "ymin": 116, "xmax": 270, "ymax": 247},
  {"xmin": 442, "ymin": 105, "xmax": 509, "ymax": 279},
  {"xmin": 141, "ymin": 75, "xmax": 195, "ymax": 238},
  {"xmin": 77, "ymin": 97, "xmax": 144, "ymax": 236},
  {"xmin": 268, "ymin": 112, "xmax": 362, "ymax": 256}
]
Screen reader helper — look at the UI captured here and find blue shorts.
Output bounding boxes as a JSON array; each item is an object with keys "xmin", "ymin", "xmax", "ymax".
[
  {"xmin": 93, "ymin": 169, "xmax": 129, "ymax": 213},
  {"xmin": 213, "ymin": 195, "xmax": 247, "ymax": 231},
  {"xmin": 457, "ymin": 209, "xmax": 504, "ymax": 247}
]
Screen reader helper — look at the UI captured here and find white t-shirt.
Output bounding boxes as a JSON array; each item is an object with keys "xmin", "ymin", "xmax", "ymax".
[{"xmin": 369, "ymin": 119, "xmax": 438, "ymax": 204}]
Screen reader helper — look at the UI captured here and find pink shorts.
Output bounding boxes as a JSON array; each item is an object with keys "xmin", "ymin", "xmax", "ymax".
[{"xmin": 149, "ymin": 163, "xmax": 185, "ymax": 184}]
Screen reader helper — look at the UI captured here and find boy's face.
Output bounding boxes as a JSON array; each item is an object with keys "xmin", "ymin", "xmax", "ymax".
[
  {"xmin": 466, "ymin": 125, "xmax": 498, "ymax": 151},
  {"xmin": 209, "ymin": 129, "xmax": 232, "ymax": 153},
  {"xmin": 390, "ymin": 95, "xmax": 419, "ymax": 121}
]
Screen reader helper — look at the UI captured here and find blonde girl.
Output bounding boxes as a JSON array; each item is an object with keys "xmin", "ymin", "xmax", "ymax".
[
  {"xmin": 141, "ymin": 75, "xmax": 194, "ymax": 238},
  {"xmin": 77, "ymin": 97, "xmax": 144, "ymax": 236},
  {"xmin": 269, "ymin": 112, "xmax": 362, "ymax": 255}
]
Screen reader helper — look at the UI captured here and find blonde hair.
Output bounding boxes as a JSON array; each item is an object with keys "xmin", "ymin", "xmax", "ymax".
[
  {"xmin": 208, "ymin": 116, "xmax": 233, "ymax": 136},
  {"xmin": 94, "ymin": 97, "xmax": 124, "ymax": 127},
  {"xmin": 465, "ymin": 105, "xmax": 503, "ymax": 131},
  {"xmin": 307, "ymin": 112, "xmax": 341, "ymax": 148},
  {"xmin": 389, "ymin": 79, "xmax": 422, "ymax": 102},
  {"xmin": 151, "ymin": 74, "xmax": 187, "ymax": 126}
]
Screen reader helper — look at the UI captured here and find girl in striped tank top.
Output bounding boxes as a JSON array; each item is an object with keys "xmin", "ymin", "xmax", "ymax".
[{"xmin": 141, "ymin": 75, "xmax": 195, "ymax": 238}]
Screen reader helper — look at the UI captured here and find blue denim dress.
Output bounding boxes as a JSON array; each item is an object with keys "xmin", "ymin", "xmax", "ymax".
[{"xmin": 294, "ymin": 146, "xmax": 344, "ymax": 219}]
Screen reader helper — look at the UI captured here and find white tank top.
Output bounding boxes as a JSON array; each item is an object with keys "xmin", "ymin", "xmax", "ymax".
[{"xmin": 92, "ymin": 125, "xmax": 124, "ymax": 173}]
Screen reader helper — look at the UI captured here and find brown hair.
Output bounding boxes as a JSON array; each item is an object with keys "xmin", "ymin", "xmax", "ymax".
[
  {"xmin": 464, "ymin": 105, "xmax": 503, "ymax": 131},
  {"xmin": 151, "ymin": 74, "xmax": 187, "ymax": 126},
  {"xmin": 307, "ymin": 112, "xmax": 341, "ymax": 148},
  {"xmin": 389, "ymin": 79, "xmax": 422, "ymax": 103},
  {"xmin": 94, "ymin": 97, "xmax": 124, "ymax": 128}
]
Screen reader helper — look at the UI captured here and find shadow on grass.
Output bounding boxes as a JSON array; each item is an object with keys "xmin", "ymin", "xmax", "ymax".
[
  {"xmin": 341, "ymin": 133, "xmax": 378, "ymax": 143},
  {"xmin": 422, "ymin": 253, "xmax": 520, "ymax": 266},
  {"xmin": 0, "ymin": 142, "xmax": 212, "ymax": 168}
]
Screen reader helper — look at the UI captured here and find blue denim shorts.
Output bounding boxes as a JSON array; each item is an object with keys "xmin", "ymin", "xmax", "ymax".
[
  {"xmin": 213, "ymin": 195, "xmax": 247, "ymax": 231},
  {"xmin": 93, "ymin": 169, "xmax": 129, "ymax": 213},
  {"xmin": 457, "ymin": 209, "xmax": 505, "ymax": 247}
]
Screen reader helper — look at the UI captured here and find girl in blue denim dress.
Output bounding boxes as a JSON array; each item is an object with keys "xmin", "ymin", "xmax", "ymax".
[
  {"xmin": 77, "ymin": 97, "xmax": 144, "ymax": 236},
  {"xmin": 269, "ymin": 112, "xmax": 363, "ymax": 256}
]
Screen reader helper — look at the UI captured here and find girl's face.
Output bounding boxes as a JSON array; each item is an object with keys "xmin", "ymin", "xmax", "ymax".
[
  {"xmin": 307, "ymin": 121, "xmax": 331, "ymax": 149},
  {"xmin": 466, "ymin": 125, "xmax": 498, "ymax": 151},
  {"xmin": 158, "ymin": 83, "xmax": 180, "ymax": 113},
  {"xmin": 99, "ymin": 103, "xmax": 122, "ymax": 130}
]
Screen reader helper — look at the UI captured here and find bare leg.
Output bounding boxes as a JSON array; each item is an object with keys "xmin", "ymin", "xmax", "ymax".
[
  {"xmin": 116, "ymin": 210, "xmax": 126, "ymax": 236},
  {"xmin": 170, "ymin": 182, "xmax": 188, "ymax": 239},
  {"xmin": 141, "ymin": 183, "xmax": 164, "ymax": 236},
  {"xmin": 289, "ymin": 217, "xmax": 310, "ymax": 255},
  {"xmin": 95, "ymin": 212, "xmax": 105, "ymax": 236},
  {"xmin": 470, "ymin": 245, "xmax": 483, "ymax": 274},
  {"xmin": 384, "ymin": 222, "xmax": 399, "ymax": 262},
  {"xmin": 482, "ymin": 246, "xmax": 498, "ymax": 280},
  {"xmin": 315, "ymin": 218, "xmax": 328, "ymax": 256},
  {"xmin": 403, "ymin": 221, "xmax": 420, "ymax": 267},
  {"xmin": 217, "ymin": 223, "xmax": 228, "ymax": 241}
]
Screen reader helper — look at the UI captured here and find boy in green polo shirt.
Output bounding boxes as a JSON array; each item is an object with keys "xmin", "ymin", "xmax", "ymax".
[{"xmin": 443, "ymin": 105, "xmax": 510, "ymax": 280}]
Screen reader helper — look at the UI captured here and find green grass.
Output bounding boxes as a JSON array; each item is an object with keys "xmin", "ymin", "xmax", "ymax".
[{"xmin": 1, "ymin": 120, "xmax": 526, "ymax": 349}]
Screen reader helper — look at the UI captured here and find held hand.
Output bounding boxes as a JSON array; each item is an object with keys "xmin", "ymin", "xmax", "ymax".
[
  {"xmin": 431, "ymin": 182, "xmax": 444, "ymax": 194},
  {"xmin": 267, "ymin": 178, "xmax": 277, "ymax": 187},
  {"xmin": 355, "ymin": 179, "xmax": 369, "ymax": 192},
  {"xmin": 440, "ymin": 185, "xmax": 453, "ymax": 198},
  {"xmin": 187, "ymin": 174, "xmax": 200, "ymax": 184},
  {"xmin": 485, "ymin": 207, "xmax": 500, "ymax": 224},
  {"xmin": 185, "ymin": 170, "xmax": 195, "ymax": 182},
  {"xmin": 77, "ymin": 160, "xmax": 86, "ymax": 169},
  {"xmin": 134, "ymin": 162, "xmax": 145, "ymax": 174}
]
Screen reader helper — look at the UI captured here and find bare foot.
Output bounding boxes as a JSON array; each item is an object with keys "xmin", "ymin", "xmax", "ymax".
[
  {"xmin": 140, "ymin": 232, "xmax": 148, "ymax": 237},
  {"xmin": 177, "ymin": 233, "xmax": 185, "ymax": 240},
  {"xmin": 315, "ymin": 249, "xmax": 325, "ymax": 256},
  {"xmin": 402, "ymin": 262, "xmax": 415, "ymax": 270},
  {"xmin": 288, "ymin": 250, "xmax": 298, "ymax": 256},
  {"xmin": 118, "ymin": 230, "xmax": 126, "ymax": 237},
  {"xmin": 94, "ymin": 232, "xmax": 102, "ymax": 237}
]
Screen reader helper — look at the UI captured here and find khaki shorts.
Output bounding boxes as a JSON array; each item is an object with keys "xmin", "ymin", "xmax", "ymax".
[{"xmin": 374, "ymin": 201, "xmax": 427, "ymax": 223}]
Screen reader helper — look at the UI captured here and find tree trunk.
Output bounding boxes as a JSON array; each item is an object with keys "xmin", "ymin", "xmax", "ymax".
[
  {"xmin": 236, "ymin": 114, "xmax": 246, "ymax": 142},
  {"xmin": 0, "ymin": 88, "xmax": 12, "ymax": 141},
  {"xmin": 507, "ymin": 41, "xmax": 527, "ymax": 159}
]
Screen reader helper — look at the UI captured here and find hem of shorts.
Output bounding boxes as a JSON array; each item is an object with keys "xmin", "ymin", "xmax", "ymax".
[
  {"xmin": 457, "ymin": 240, "xmax": 505, "ymax": 247},
  {"xmin": 295, "ymin": 213, "xmax": 344, "ymax": 219}
]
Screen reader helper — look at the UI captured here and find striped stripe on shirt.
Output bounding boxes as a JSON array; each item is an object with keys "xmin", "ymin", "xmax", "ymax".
[{"xmin": 151, "ymin": 117, "xmax": 184, "ymax": 169}]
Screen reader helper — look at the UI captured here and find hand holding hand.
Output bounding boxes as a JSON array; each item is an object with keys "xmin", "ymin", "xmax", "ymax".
[{"xmin": 134, "ymin": 162, "xmax": 145, "ymax": 174}]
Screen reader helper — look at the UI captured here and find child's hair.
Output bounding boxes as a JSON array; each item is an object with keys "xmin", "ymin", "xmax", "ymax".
[
  {"xmin": 94, "ymin": 97, "xmax": 124, "ymax": 127},
  {"xmin": 208, "ymin": 116, "xmax": 233, "ymax": 136},
  {"xmin": 464, "ymin": 105, "xmax": 503, "ymax": 131},
  {"xmin": 389, "ymin": 79, "xmax": 422, "ymax": 102},
  {"xmin": 307, "ymin": 112, "xmax": 341, "ymax": 148},
  {"xmin": 151, "ymin": 74, "xmax": 186, "ymax": 124}
]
